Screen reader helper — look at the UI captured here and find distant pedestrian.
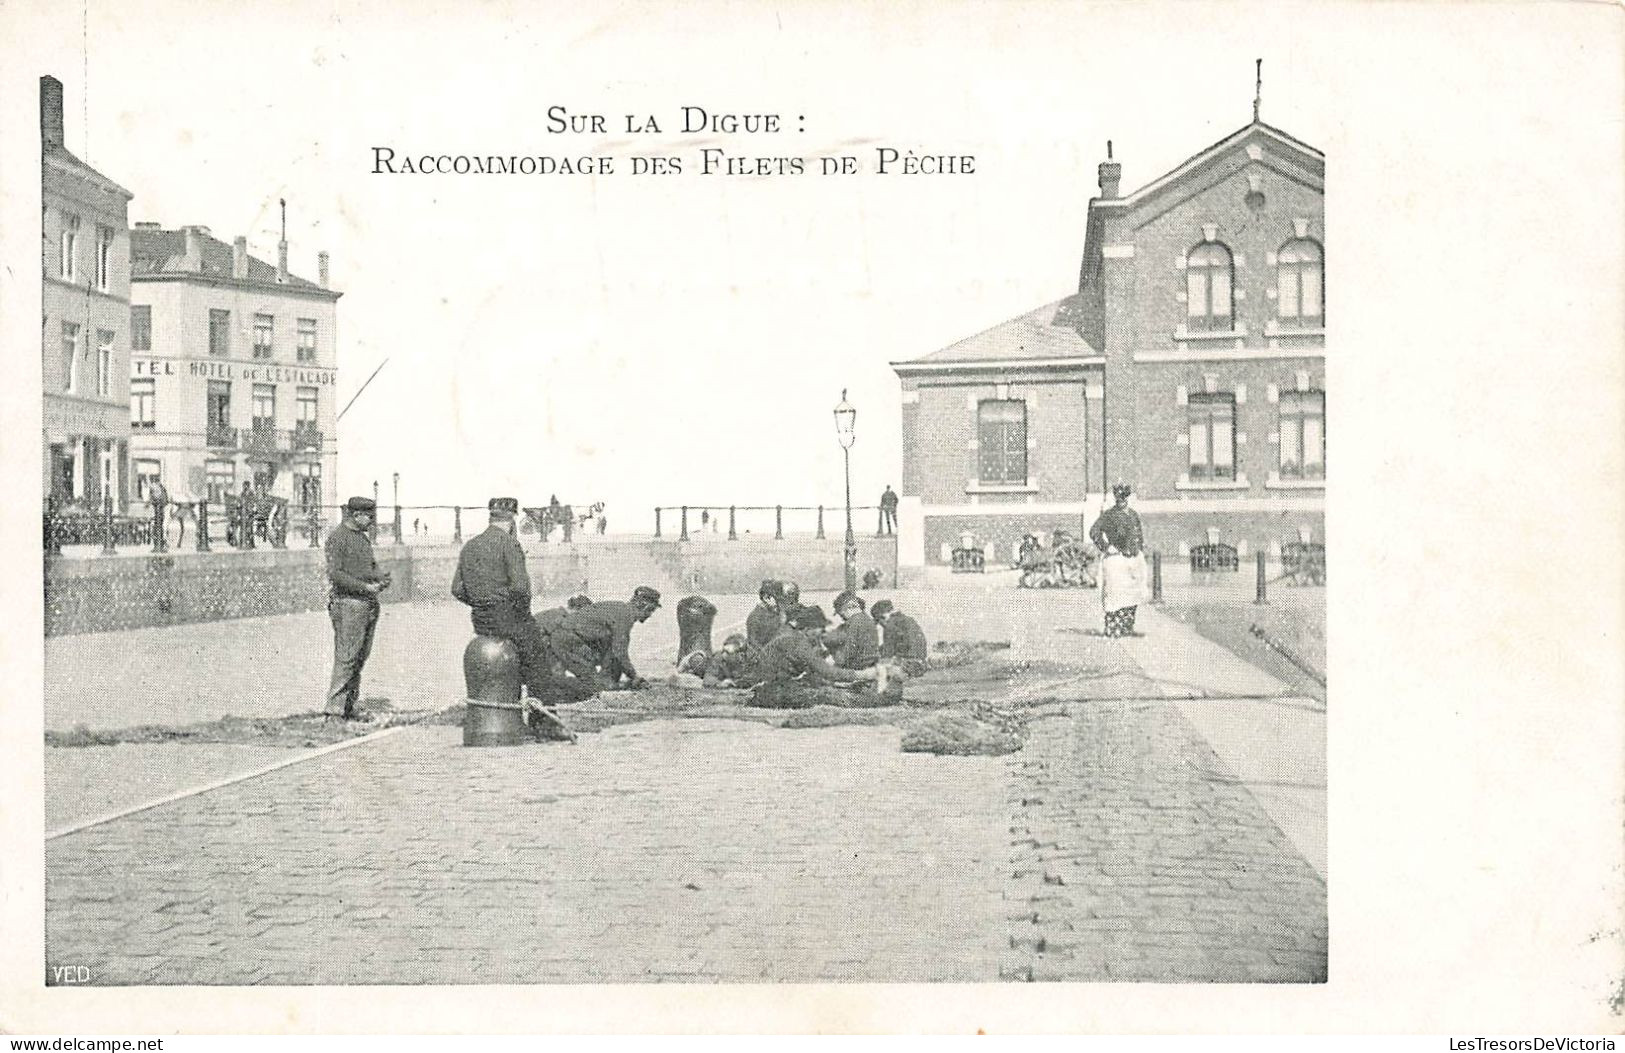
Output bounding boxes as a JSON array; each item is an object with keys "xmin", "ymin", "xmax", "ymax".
[
  {"xmin": 325, "ymin": 496, "xmax": 391, "ymax": 719},
  {"xmin": 879, "ymin": 485, "xmax": 899, "ymax": 536},
  {"xmin": 147, "ymin": 478, "xmax": 169, "ymax": 549},
  {"xmin": 413, "ymin": 517, "xmax": 421, "ymax": 535},
  {"xmin": 1089, "ymin": 483, "xmax": 1149, "ymax": 638}
]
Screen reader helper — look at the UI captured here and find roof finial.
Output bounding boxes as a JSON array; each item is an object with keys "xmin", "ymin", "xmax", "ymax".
[
  {"xmin": 1106, "ymin": 139, "xmax": 1113, "ymax": 160},
  {"xmin": 279, "ymin": 197, "xmax": 287, "ymax": 240},
  {"xmin": 1253, "ymin": 58, "xmax": 1262, "ymax": 122}
]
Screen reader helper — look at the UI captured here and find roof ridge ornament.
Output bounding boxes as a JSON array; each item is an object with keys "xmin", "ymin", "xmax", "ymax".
[{"xmin": 1253, "ymin": 58, "xmax": 1263, "ymax": 123}]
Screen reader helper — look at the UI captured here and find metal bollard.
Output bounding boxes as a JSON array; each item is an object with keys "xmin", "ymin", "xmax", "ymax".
[
  {"xmin": 1255, "ymin": 550, "xmax": 1268, "ymax": 605},
  {"xmin": 100, "ymin": 496, "xmax": 117, "ymax": 556},
  {"xmin": 453, "ymin": 505, "xmax": 463, "ymax": 543},
  {"xmin": 1151, "ymin": 551, "xmax": 1163, "ymax": 603},
  {"xmin": 654, "ymin": 507, "xmax": 662, "ymax": 538},
  {"xmin": 728, "ymin": 505, "xmax": 737, "ymax": 541},
  {"xmin": 562, "ymin": 509, "xmax": 573, "ymax": 543},
  {"xmin": 816, "ymin": 505, "xmax": 825, "ymax": 540},
  {"xmin": 775, "ymin": 505, "xmax": 783, "ymax": 540},
  {"xmin": 680, "ymin": 505, "xmax": 689, "ymax": 542},
  {"xmin": 197, "ymin": 500, "xmax": 212, "ymax": 552}
]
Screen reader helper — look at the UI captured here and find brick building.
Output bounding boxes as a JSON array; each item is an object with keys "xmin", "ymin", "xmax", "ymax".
[
  {"xmin": 41, "ymin": 75, "xmax": 136, "ymax": 511},
  {"xmin": 128, "ymin": 216, "xmax": 341, "ymax": 515},
  {"xmin": 892, "ymin": 107, "xmax": 1324, "ymax": 573}
]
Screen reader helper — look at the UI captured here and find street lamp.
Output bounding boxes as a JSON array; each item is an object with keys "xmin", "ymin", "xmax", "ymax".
[
  {"xmin": 372, "ymin": 479, "xmax": 380, "ymax": 542},
  {"xmin": 833, "ymin": 388, "xmax": 857, "ymax": 592},
  {"xmin": 392, "ymin": 472, "xmax": 402, "ymax": 545}
]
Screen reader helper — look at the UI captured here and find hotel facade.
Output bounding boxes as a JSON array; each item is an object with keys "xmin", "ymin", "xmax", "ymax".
[
  {"xmin": 128, "ymin": 223, "xmax": 341, "ymax": 514},
  {"xmin": 892, "ymin": 111, "xmax": 1324, "ymax": 572}
]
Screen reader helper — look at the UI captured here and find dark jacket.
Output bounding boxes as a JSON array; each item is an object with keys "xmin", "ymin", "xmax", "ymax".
[
  {"xmin": 557, "ymin": 600, "xmax": 644, "ymax": 680},
  {"xmin": 879, "ymin": 612, "xmax": 929, "ymax": 662},
  {"xmin": 703, "ymin": 649, "xmax": 753, "ymax": 687},
  {"xmin": 451, "ymin": 525, "xmax": 531, "ymax": 609},
  {"xmin": 325, "ymin": 522, "xmax": 382, "ymax": 602},
  {"xmin": 1089, "ymin": 505, "xmax": 1144, "ymax": 557},
  {"xmin": 746, "ymin": 603, "xmax": 783, "ymax": 649},
  {"xmin": 825, "ymin": 611, "xmax": 880, "ymax": 669},
  {"xmin": 754, "ymin": 631, "xmax": 863, "ymax": 685}
]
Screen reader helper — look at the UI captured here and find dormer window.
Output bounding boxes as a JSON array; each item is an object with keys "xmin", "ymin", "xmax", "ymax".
[
  {"xmin": 1185, "ymin": 241, "xmax": 1234, "ymax": 332},
  {"xmin": 1277, "ymin": 238, "xmax": 1323, "ymax": 326}
]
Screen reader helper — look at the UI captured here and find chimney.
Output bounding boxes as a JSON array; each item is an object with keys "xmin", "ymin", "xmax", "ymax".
[
  {"xmin": 183, "ymin": 226, "xmax": 204, "ymax": 272},
  {"xmin": 1097, "ymin": 140, "xmax": 1121, "ymax": 200},
  {"xmin": 276, "ymin": 198, "xmax": 289, "ymax": 283},
  {"xmin": 233, "ymin": 236, "xmax": 249, "ymax": 279},
  {"xmin": 317, "ymin": 251, "xmax": 330, "ymax": 289},
  {"xmin": 40, "ymin": 76, "xmax": 64, "ymax": 149},
  {"xmin": 133, "ymin": 221, "xmax": 161, "ymax": 230}
]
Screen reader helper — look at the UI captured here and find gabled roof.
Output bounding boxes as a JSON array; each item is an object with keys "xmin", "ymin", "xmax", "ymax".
[
  {"xmin": 892, "ymin": 295, "xmax": 1100, "ymax": 372},
  {"xmin": 130, "ymin": 227, "xmax": 339, "ymax": 298},
  {"xmin": 43, "ymin": 143, "xmax": 134, "ymax": 200},
  {"xmin": 1099, "ymin": 120, "xmax": 1322, "ymax": 213}
]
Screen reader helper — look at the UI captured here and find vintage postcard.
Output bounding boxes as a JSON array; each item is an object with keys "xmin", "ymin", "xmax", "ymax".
[{"xmin": 1, "ymin": 0, "xmax": 1620, "ymax": 1037}]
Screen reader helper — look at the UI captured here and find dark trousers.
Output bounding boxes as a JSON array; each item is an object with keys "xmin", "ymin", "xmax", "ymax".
[
  {"xmin": 548, "ymin": 629, "xmax": 614, "ymax": 694},
  {"xmin": 326, "ymin": 597, "xmax": 380, "ymax": 716},
  {"xmin": 473, "ymin": 604, "xmax": 594, "ymax": 704},
  {"xmin": 879, "ymin": 508, "xmax": 896, "ymax": 535}
]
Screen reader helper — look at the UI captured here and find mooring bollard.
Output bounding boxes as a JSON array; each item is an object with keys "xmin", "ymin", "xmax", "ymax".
[
  {"xmin": 676, "ymin": 595, "xmax": 718, "ymax": 667},
  {"xmin": 654, "ymin": 507, "xmax": 662, "ymax": 538},
  {"xmin": 728, "ymin": 505, "xmax": 737, "ymax": 540},
  {"xmin": 197, "ymin": 500, "xmax": 212, "ymax": 552},
  {"xmin": 1151, "ymin": 551, "xmax": 1163, "ymax": 603},
  {"xmin": 680, "ymin": 505, "xmax": 690, "ymax": 541},
  {"xmin": 1255, "ymin": 549, "xmax": 1268, "ymax": 605},
  {"xmin": 816, "ymin": 505, "xmax": 825, "ymax": 540},
  {"xmin": 461, "ymin": 637, "xmax": 527, "ymax": 747},
  {"xmin": 775, "ymin": 505, "xmax": 783, "ymax": 540},
  {"xmin": 100, "ymin": 496, "xmax": 117, "ymax": 556}
]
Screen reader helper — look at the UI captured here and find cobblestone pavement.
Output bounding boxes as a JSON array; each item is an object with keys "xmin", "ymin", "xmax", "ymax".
[{"xmin": 44, "ymin": 579, "xmax": 1325, "ymax": 984}]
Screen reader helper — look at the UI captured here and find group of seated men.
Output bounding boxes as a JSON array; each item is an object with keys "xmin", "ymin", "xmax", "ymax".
[
  {"xmin": 452, "ymin": 498, "xmax": 930, "ymax": 711},
  {"xmin": 693, "ymin": 579, "xmax": 930, "ymax": 708}
]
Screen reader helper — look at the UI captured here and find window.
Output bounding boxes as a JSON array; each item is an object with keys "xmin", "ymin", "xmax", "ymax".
[
  {"xmin": 1277, "ymin": 239, "xmax": 1324, "ymax": 325},
  {"xmin": 95, "ymin": 225, "xmax": 114, "ymax": 291},
  {"xmin": 297, "ymin": 318, "xmax": 317, "ymax": 363},
  {"xmin": 293, "ymin": 462, "xmax": 322, "ymax": 510},
  {"xmin": 252, "ymin": 384, "xmax": 276, "ymax": 430},
  {"xmin": 977, "ymin": 399, "xmax": 1028, "ymax": 485},
  {"xmin": 209, "ymin": 309, "xmax": 231, "ymax": 356},
  {"xmin": 253, "ymin": 314, "xmax": 274, "ymax": 359},
  {"xmin": 206, "ymin": 380, "xmax": 232, "ymax": 446},
  {"xmin": 60, "ymin": 214, "xmax": 79, "ymax": 281},
  {"xmin": 1279, "ymin": 390, "xmax": 1325, "ymax": 479},
  {"xmin": 134, "ymin": 459, "xmax": 162, "ymax": 502},
  {"xmin": 1185, "ymin": 241, "xmax": 1234, "ymax": 331},
  {"xmin": 61, "ymin": 322, "xmax": 79, "ymax": 393},
  {"xmin": 131, "ymin": 305, "xmax": 151, "ymax": 351},
  {"xmin": 205, "ymin": 460, "xmax": 236, "ymax": 504},
  {"xmin": 1187, "ymin": 392, "xmax": 1236, "ymax": 481},
  {"xmin": 96, "ymin": 330, "xmax": 114, "ymax": 397},
  {"xmin": 131, "ymin": 378, "xmax": 156, "ymax": 429},
  {"xmin": 295, "ymin": 387, "xmax": 319, "ymax": 448}
]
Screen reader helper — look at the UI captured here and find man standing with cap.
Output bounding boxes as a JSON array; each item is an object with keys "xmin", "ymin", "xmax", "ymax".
[
  {"xmin": 549, "ymin": 586, "xmax": 663, "ymax": 692},
  {"xmin": 452, "ymin": 497, "xmax": 591, "ymax": 706},
  {"xmin": 325, "ymin": 496, "xmax": 391, "ymax": 719},
  {"xmin": 1090, "ymin": 482, "xmax": 1150, "ymax": 637}
]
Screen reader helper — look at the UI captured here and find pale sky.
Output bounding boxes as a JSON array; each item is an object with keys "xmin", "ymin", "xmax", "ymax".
[{"xmin": 20, "ymin": 1, "xmax": 1342, "ymax": 520}]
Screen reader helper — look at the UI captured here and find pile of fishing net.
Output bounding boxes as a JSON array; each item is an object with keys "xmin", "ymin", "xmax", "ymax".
[
  {"xmin": 929, "ymin": 640, "xmax": 1013, "ymax": 669},
  {"xmin": 900, "ymin": 703, "xmax": 1025, "ymax": 756}
]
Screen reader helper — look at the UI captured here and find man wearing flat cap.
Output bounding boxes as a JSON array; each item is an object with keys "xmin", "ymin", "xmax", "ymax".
[
  {"xmin": 549, "ymin": 585, "xmax": 662, "ymax": 692},
  {"xmin": 750, "ymin": 604, "xmax": 881, "ymax": 708},
  {"xmin": 325, "ymin": 496, "xmax": 391, "ymax": 719},
  {"xmin": 1089, "ymin": 483, "xmax": 1150, "ymax": 637},
  {"xmin": 453, "ymin": 498, "xmax": 592, "ymax": 706}
]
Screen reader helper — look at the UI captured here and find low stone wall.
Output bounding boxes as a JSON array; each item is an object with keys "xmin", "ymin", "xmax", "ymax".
[{"xmin": 43, "ymin": 536, "xmax": 897, "ymax": 636}]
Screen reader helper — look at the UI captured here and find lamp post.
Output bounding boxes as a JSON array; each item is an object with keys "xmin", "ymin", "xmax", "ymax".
[
  {"xmin": 833, "ymin": 388, "xmax": 857, "ymax": 592},
  {"xmin": 372, "ymin": 479, "xmax": 379, "ymax": 543},
  {"xmin": 392, "ymin": 471, "xmax": 402, "ymax": 545}
]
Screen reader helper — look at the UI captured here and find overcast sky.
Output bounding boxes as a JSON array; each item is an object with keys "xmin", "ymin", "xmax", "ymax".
[{"xmin": 23, "ymin": 2, "xmax": 1340, "ymax": 520}]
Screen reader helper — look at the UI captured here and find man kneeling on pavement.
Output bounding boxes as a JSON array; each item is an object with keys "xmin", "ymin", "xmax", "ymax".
[
  {"xmin": 452, "ymin": 497, "xmax": 595, "ymax": 708},
  {"xmin": 871, "ymin": 599, "xmax": 929, "ymax": 677},
  {"xmin": 548, "ymin": 584, "xmax": 663, "ymax": 692}
]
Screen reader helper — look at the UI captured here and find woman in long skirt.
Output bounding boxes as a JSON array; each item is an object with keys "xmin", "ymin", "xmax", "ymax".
[{"xmin": 1089, "ymin": 483, "xmax": 1149, "ymax": 637}]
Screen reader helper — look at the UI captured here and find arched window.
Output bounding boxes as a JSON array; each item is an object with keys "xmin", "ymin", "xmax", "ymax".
[
  {"xmin": 1185, "ymin": 241, "xmax": 1234, "ymax": 331},
  {"xmin": 1277, "ymin": 238, "xmax": 1323, "ymax": 326}
]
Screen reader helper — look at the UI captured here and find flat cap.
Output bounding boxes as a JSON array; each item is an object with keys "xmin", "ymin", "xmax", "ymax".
[
  {"xmin": 832, "ymin": 590, "xmax": 864, "ymax": 611},
  {"xmin": 632, "ymin": 585, "xmax": 662, "ymax": 607},
  {"xmin": 785, "ymin": 604, "xmax": 828, "ymax": 630},
  {"xmin": 488, "ymin": 497, "xmax": 520, "ymax": 514},
  {"xmin": 344, "ymin": 496, "xmax": 376, "ymax": 513},
  {"xmin": 870, "ymin": 600, "xmax": 896, "ymax": 619}
]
